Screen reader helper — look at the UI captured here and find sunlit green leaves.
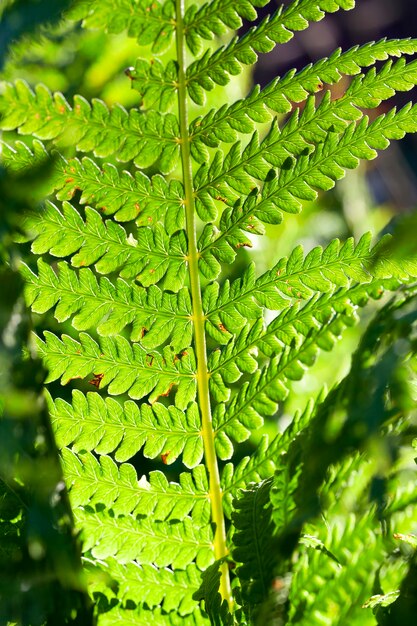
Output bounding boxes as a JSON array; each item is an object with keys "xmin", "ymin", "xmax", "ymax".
[
  {"xmin": 186, "ymin": 0, "xmax": 355, "ymax": 104},
  {"xmin": 62, "ymin": 449, "xmax": 209, "ymax": 521},
  {"xmin": 93, "ymin": 604, "xmax": 209, "ymax": 626},
  {"xmin": 76, "ymin": 507, "xmax": 214, "ymax": 568},
  {"xmin": 205, "ymin": 233, "xmax": 417, "ymax": 331},
  {"xmin": 36, "ymin": 332, "xmax": 197, "ymax": 408},
  {"xmin": 48, "ymin": 390, "xmax": 204, "ymax": 467},
  {"xmin": 67, "ymin": 0, "xmax": 176, "ymax": 53},
  {"xmin": 3, "ymin": 0, "xmax": 417, "ymax": 623},
  {"xmin": 184, "ymin": 0, "xmax": 269, "ymax": 56},
  {"xmin": 231, "ymin": 479, "xmax": 276, "ymax": 610},
  {"xmin": 195, "ymin": 103, "xmax": 417, "ymax": 220},
  {"xmin": 24, "ymin": 202, "xmax": 188, "ymax": 291},
  {"xmin": 22, "ymin": 260, "xmax": 192, "ymax": 351},
  {"xmin": 87, "ymin": 558, "xmax": 202, "ymax": 616},
  {"xmin": 190, "ymin": 40, "xmax": 417, "ymax": 154},
  {"xmin": 128, "ymin": 58, "xmax": 178, "ymax": 113},
  {"xmin": 221, "ymin": 396, "xmax": 319, "ymax": 516},
  {"xmin": 0, "ymin": 80, "xmax": 180, "ymax": 173},
  {"xmin": 56, "ymin": 156, "xmax": 185, "ymax": 230}
]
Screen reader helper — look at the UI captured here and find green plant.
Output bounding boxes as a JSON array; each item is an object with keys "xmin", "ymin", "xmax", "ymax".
[{"xmin": 2, "ymin": 0, "xmax": 417, "ymax": 624}]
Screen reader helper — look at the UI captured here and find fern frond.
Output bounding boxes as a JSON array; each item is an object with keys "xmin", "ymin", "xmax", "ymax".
[
  {"xmin": 190, "ymin": 40, "xmax": 417, "ymax": 155},
  {"xmin": 22, "ymin": 260, "xmax": 192, "ymax": 351},
  {"xmin": 36, "ymin": 332, "xmax": 196, "ymax": 408},
  {"xmin": 212, "ymin": 327, "xmax": 332, "ymax": 455},
  {"xmin": 0, "ymin": 138, "xmax": 49, "ymax": 172},
  {"xmin": 231, "ymin": 479, "xmax": 276, "ymax": 609},
  {"xmin": 75, "ymin": 507, "xmax": 214, "ymax": 568},
  {"xmin": 66, "ymin": 0, "xmax": 176, "ymax": 53},
  {"xmin": 61, "ymin": 449, "xmax": 209, "ymax": 522},
  {"xmin": 195, "ymin": 101, "xmax": 417, "ymax": 219},
  {"xmin": 128, "ymin": 58, "xmax": 179, "ymax": 113},
  {"xmin": 24, "ymin": 202, "xmax": 187, "ymax": 290},
  {"xmin": 48, "ymin": 390, "xmax": 203, "ymax": 467},
  {"xmin": 184, "ymin": 0, "xmax": 268, "ymax": 55},
  {"xmin": 201, "ymin": 230, "xmax": 411, "ymax": 295},
  {"xmin": 212, "ymin": 281, "xmax": 397, "ymax": 453},
  {"xmin": 1, "ymin": 142, "xmax": 186, "ymax": 229},
  {"xmin": 56, "ymin": 156, "xmax": 185, "ymax": 231},
  {"xmin": 186, "ymin": 0, "xmax": 355, "ymax": 104},
  {"xmin": 288, "ymin": 514, "xmax": 384, "ymax": 626},
  {"xmin": 248, "ymin": 235, "xmax": 417, "ymax": 310},
  {"xmin": 221, "ymin": 396, "xmax": 318, "ymax": 516},
  {"xmin": 87, "ymin": 558, "xmax": 202, "ymax": 616},
  {"xmin": 256, "ymin": 104, "xmax": 417, "ymax": 215},
  {"xmin": 0, "ymin": 80, "xmax": 180, "ymax": 172},
  {"xmin": 94, "ymin": 604, "xmax": 208, "ymax": 626},
  {"xmin": 198, "ymin": 192, "xmax": 267, "ymax": 280},
  {"xmin": 5, "ymin": 0, "xmax": 417, "ymax": 617},
  {"xmin": 270, "ymin": 463, "xmax": 300, "ymax": 534},
  {"xmin": 210, "ymin": 256, "xmax": 417, "ymax": 400}
]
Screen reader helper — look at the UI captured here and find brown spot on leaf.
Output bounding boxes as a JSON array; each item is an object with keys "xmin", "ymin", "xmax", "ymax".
[
  {"xmin": 218, "ymin": 323, "xmax": 228, "ymax": 333},
  {"xmin": 89, "ymin": 373, "xmax": 104, "ymax": 388},
  {"xmin": 161, "ymin": 451, "xmax": 170, "ymax": 464},
  {"xmin": 146, "ymin": 354, "xmax": 154, "ymax": 367}
]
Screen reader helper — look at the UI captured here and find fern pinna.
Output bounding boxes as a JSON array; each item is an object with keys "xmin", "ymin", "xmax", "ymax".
[{"xmin": 2, "ymin": 0, "xmax": 417, "ymax": 624}]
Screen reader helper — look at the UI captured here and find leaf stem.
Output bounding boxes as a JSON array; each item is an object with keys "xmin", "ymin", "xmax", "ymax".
[{"xmin": 175, "ymin": 0, "xmax": 232, "ymax": 608}]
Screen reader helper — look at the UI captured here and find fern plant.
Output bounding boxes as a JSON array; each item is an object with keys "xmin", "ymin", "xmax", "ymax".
[{"xmin": 2, "ymin": 0, "xmax": 417, "ymax": 624}]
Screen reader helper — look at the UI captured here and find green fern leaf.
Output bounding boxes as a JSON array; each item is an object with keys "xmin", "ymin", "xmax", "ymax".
[
  {"xmin": 190, "ymin": 40, "xmax": 417, "ymax": 156},
  {"xmin": 186, "ymin": 0, "xmax": 355, "ymax": 104},
  {"xmin": 22, "ymin": 260, "xmax": 192, "ymax": 351},
  {"xmin": 195, "ymin": 102, "xmax": 417, "ymax": 219},
  {"xmin": 61, "ymin": 449, "xmax": 209, "ymax": 522},
  {"xmin": 66, "ymin": 0, "xmax": 176, "ymax": 53},
  {"xmin": 87, "ymin": 558, "xmax": 202, "ymax": 616},
  {"xmin": 36, "ymin": 331, "xmax": 196, "ymax": 408},
  {"xmin": 24, "ymin": 202, "xmax": 187, "ymax": 290},
  {"xmin": 212, "ymin": 279, "xmax": 401, "ymax": 454},
  {"xmin": 0, "ymin": 80, "xmax": 180, "ymax": 172},
  {"xmin": 184, "ymin": 0, "xmax": 269, "ymax": 56},
  {"xmin": 0, "ymin": 138, "xmax": 49, "ymax": 172},
  {"xmin": 3, "ymin": 0, "xmax": 417, "ymax": 620},
  {"xmin": 205, "ymin": 248, "xmax": 411, "ymax": 330},
  {"xmin": 193, "ymin": 558, "xmax": 233, "ymax": 626},
  {"xmin": 128, "ymin": 58, "xmax": 179, "ymax": 113},
  {"xmin": 56, "ymin": 156, "xmax": 185, "ymax": 230},
  {"xmin": 220, "ymin": 394, "xmax": 320, "ymax": 517},
  {"xmin": 48, "ymin": 390, "xmax": 203, "ymax": 467},
  {"xmin": 76, "ymin": 507, "xmax": 214, "ymax": 568},
  {"xmin": 288, "ymin": 514, "xmax": 384, "ymax": 625},
  {"xmin": 93, "ymin": 604, "xmax": 208, "ymax": 626},
  {"xmin": 231, "ymin": 479, "xmax": 276, "ymax": 609},
  {"xmin": 0, "ymin": 142, "xmax": 186, "ymax": 230}
]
